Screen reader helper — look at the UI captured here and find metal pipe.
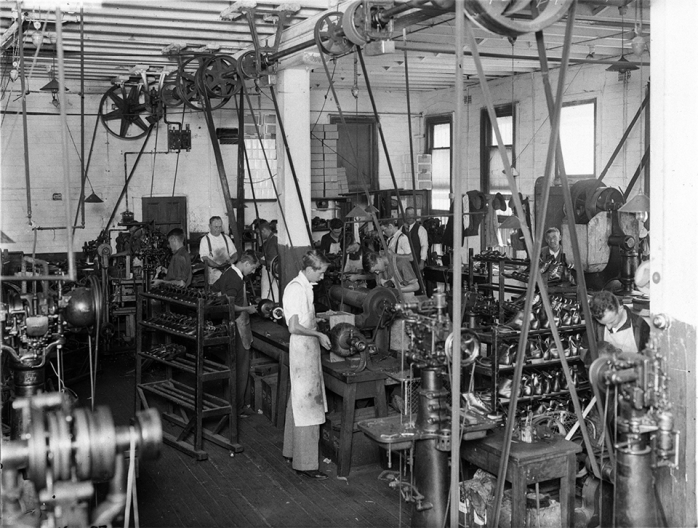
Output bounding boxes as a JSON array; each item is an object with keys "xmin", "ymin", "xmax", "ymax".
[
  {"xmin": 236, "ymin": 89, "xmax": 246, "ymax": 247},
  {"xmin": 403, "ymin": 29, "xmax": 418, "ymax": 217},
  {"xmin": 55, "ymin": 8, "xmax": 76, "ymax": 281},
  {"xmin": 78, "ymin": 7, "xmax": 86, "ymax": 227},
  {"xmin": 105, "ymin": 129, "xmax": 154, "ymax": 229},
  {"xmin": 449, "ymin": 2, "xmax": 464, "ymax": 526},
  {"xmin": 17, "ymin": 5, "xmax": 32, "ymax": 224}
]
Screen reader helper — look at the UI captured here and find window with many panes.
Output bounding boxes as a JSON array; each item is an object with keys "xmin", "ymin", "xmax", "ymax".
[
  {"xmin": 425, "ymin": 115, "xmax": 452, "ymax": 213},
  {"xmin": 559, "ymin": 99, "xmax": 596, "ymax": 177}
]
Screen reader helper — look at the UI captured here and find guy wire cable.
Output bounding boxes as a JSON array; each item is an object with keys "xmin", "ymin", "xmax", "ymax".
[
  {"xmin": 268, "ymin": 84, "xmax": 315, "ymax": 246},
  {"xmin": 313, "ymin": 40, "xmax": 403, "ymax": 304},
  {"xmin": 357, "ymin": 47, "xmax": 426, "ymax": 296},
  {"xmin": 241, "ymin": 82, "xmax": 297, "ymax": 252},
  {"xmin": 233, "ymin": 92, "xmax": 276, "ymax": 301}
]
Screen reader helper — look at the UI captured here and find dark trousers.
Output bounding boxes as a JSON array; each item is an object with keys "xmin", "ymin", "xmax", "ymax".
[{"xmin": 235, "ymin": 332, "xmax": 250, "ymax": 414}]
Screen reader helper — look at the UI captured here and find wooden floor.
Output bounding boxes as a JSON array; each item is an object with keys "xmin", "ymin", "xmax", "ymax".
[{"xmin": 78, "ymin": 355, "xmax": 412, "ymax": 528}]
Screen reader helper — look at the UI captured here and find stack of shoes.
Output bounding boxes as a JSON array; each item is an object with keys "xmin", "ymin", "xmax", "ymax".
[{"xmin": 146, "ymin": 343, "xmax": 187, "ymax": 361}]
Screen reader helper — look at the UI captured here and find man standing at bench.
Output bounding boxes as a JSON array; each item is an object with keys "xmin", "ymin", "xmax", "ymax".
[{"xmin": 282, "ymin": 250, "xmax": 332, "ymax": 480}]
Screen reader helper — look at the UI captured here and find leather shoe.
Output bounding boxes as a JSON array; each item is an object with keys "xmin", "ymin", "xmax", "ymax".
[{"xmin": 296, "ymin": 469, "xmax": 328, "ymax": 480}]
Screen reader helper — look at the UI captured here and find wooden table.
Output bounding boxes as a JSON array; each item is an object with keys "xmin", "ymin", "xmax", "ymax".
[
  {"xmin": 322, "ymin": 357, "xmax": 389, "ymax": 477},
  {"xmin": 461, "ymin": 429, "xmax": 581, "ymax": 527}
]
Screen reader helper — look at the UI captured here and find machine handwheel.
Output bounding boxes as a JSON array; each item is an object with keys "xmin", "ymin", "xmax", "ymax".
[
  {"xmin": 315, "ymin": 11, "xmax": 354, "ymax": 56},
  {"xmin": 237, "ymin": 49, "xmax": 259, "ymax": 80},
  {"xmin": 199, "ymin": 54, "xmax": 241, "ymax": 99},
  {"xmin": 342, "ymin": 1, "xmax": 368, "ymax": 46},
  {"xmin": 464, "ymin": 0, "xmax": 573, "ymax": 38},
  {"xmin": 445, "ymin": 331, "xmax": 480, "ymax": 366},
  {"xmin": 99, "ymin": 84, "xmax": 156, "ymax": 140}
]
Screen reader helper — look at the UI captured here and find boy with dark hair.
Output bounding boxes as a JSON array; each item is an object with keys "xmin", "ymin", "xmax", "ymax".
[
  {"xmin": 257, "ymin": 220, "xmax": 279, "ymax": 302},
  {"xmin": 152, "ymin": 228, "xmax": 192, "ymax": 287},
  {"xmin": 587, "ymin": 290, "xmax": 650, "ymax": 365},
  {"xmin": 212, "ymin": 250, "xmax": 260, "ymax": 416}
]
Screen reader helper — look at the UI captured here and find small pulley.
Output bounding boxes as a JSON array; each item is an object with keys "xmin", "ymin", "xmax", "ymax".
[
  {"xmin": 315, "ymin": 11, "xmax": 354, "ymax": 56},
  {"xmin": 342, "ymin": 1, "xmax": 395, "ymax": 47},
  {"xmin": 176, "ymin": 55, "xmax": 232, "ymax": 111}
]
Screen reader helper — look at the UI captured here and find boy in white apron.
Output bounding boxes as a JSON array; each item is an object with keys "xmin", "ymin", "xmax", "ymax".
[{"xmin": 282, "ymin": 250, "xmax": 332, "ymax": 480}]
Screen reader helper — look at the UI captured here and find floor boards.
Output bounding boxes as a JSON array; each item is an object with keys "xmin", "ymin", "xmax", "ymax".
[{"xmin": 78, "ymin": 355, "xmax": 412, "ymax": 528}]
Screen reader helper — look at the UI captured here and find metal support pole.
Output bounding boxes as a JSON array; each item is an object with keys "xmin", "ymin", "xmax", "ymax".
[
  {"xmin": 17, "ymin": 6, "xmax": 32, "ymax": 224},
  {"xmin": 449, "ymin": 2, "xmax": 464, "ymax": 526}
]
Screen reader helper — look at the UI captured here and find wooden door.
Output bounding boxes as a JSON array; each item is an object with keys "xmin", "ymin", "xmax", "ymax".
[
  {"xmin": 142, "ymin": 197, "xmax": 187, "ymax": 237},
  {"xmin": 332, "ymin": 117, "xmax": 378, "ymax": 192}
]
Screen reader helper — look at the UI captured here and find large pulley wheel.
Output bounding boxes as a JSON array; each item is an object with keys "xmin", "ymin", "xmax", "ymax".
[
  {"xmin": 199, "ymin": 55, "xmax": 241, "ymax": 99},
  {"xmin": 464, "ymin": 0, "xmax": 573, "ymax": 38},
  {"xmin": 342, "ymin": 1, "xmax": 368, "ymax": 46},
  {"xmin": 176, "ymin": 55, "xmax": 230, "ymax": 111},
  {"xmin": 99, "ymin": 84, "xmax": 157, "ymax": 140},
  {"xmin": 316, "ymin": 11, "xmax": 354, "ymax": 56}
]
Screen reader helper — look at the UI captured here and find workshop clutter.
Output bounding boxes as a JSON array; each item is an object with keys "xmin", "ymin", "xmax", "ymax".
[
  {"xmin": 310, "ymin": 124, "xmax": 349, "ymax": 197},
  {"xmin": 321, "ymin": 407, "xmax": 380, "ymax": 468},
  {"xmin": 459, "ymin": 470, "xmax": 562, "ymax": 528},
  {"xmin": 248, "ymin": 358, "xmax": 279, "ymax": 414}
]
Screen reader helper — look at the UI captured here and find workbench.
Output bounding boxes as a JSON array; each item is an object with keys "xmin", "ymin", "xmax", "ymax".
[
  {"xmin": 461, "ymin": 429, "xmax": 582, "ymax": 527},
  {"xmin": 250, "ymin": 317, "xmax": 393, "ymax": 476},
  {"xmin": 321, "ymin": 356, "xmax": 390, "ymax": 476}
]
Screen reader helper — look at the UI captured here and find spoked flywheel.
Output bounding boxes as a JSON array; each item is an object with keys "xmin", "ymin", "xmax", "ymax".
[
  {"xmin": 99, "ymin": 84, "xmax": 160, "ymax": 140},
  {"xmin": 315, "ymin": 11, "xmax": 354, "ymax": 56}
]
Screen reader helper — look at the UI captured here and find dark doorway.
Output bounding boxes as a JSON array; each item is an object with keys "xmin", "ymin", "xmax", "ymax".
[
  {"xmin": 142, "ymin": 196, "xmax": 188, "ymax": 237},
  {"xmin": 330, "ymin": 115, "xmax": 378, "ymax": 192}
]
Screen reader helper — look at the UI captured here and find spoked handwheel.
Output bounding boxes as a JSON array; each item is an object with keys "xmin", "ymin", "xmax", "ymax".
[
  {"xmin": 99, "ymin": 84, "xmax": 159, "ymax": 140},
  {"xmin": 315, "ymin": 11, "xmax": 354, "ymax": 56}
]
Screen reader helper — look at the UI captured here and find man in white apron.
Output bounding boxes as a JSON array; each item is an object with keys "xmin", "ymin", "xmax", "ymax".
[
  {"xmin": 587, "ymin": 290, "xmax": 650, "ymax": 364},
  {"xmin": 282, "ymin": 250, "xmax": 331, "ymax": 480}
]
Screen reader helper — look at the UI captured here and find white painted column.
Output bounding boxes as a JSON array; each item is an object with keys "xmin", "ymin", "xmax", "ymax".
[
  {"xmin": 651, "ymin": 1, "xmax": 698, "ymax": 526},
  {"xmin": 276, "ymin": 67, "xmax": 312, "ymax": 249}
]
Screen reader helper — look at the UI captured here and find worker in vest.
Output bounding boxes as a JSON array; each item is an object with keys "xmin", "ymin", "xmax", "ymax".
[
  {"xmin": 402, "ymin": 207, "xmax": 428, "ymax": 268},
  {"xmin": 257, "ymin": 220, "xmax": 279, "ymax": 302},
  {"xmin": 402, "ymin": 207, "xmax": 428, "ymax": 294},
  {"xmin": 382, "ymin": 217, "xmax": 412, "ymax": 262},
  {"xmin": 199, "ymin": 216, "xmax": 237, "ymax": 286}
]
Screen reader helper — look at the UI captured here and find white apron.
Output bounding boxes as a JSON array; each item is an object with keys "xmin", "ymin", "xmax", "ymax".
[
  {"xmin": 604, "ymin": 326, "xmax": 638, "ymax": 354},
  {"xmin": 285, "ymin": 273, "xmax": 327, "ymax": 427}
]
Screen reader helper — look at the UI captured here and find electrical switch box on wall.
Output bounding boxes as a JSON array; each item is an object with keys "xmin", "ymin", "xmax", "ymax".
[{"xmin": 168, "ymin": 125, "xmax": 191, "ymax": 151}]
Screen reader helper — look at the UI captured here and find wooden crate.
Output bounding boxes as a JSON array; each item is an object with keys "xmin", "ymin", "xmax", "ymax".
[{"xmin": 261, "ymin": 375, "xmax": 278, "ymax": 422}]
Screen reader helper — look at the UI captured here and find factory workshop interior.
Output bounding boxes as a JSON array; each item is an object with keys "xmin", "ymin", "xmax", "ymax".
[{"xmin": 1, "ymin": 0, "xmax": 697, "ymax": 527}]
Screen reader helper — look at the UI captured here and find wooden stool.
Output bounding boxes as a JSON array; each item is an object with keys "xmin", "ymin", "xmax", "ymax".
[{"xmin": 461, "ymin": 429, "xmax": 582, "ymax": 527}]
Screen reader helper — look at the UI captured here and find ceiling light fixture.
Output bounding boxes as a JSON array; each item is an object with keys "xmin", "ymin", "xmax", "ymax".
[{"xmin": 607, "ymin": 13, "xmax": 638, "ymax": 73}]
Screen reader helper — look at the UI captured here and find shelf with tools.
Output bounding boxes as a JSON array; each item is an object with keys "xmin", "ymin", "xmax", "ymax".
[{"xmin": 135, "ymin": 287, "xmax": 243, "ymax": 461}]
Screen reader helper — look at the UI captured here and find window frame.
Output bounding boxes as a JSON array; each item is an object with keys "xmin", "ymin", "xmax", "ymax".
[
  {"xmin": 558, "ymin": 98, "xmax": 597, "ymax": 179},
  {"xmin": 425, "ymin": 113, "xmax": 453, "ymax": 215},
  {"xmin": 480, "ymin": 103, "xmax": 516, "ymax": 195}
]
